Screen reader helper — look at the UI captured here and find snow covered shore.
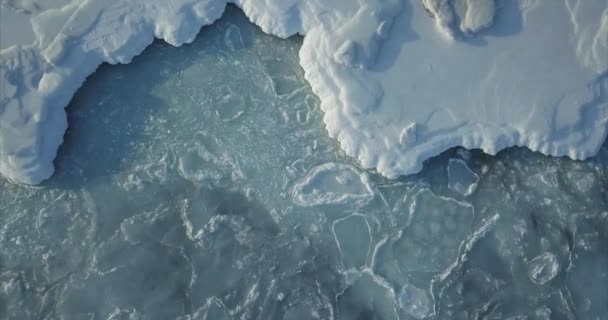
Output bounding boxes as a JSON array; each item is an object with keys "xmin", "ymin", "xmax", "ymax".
[{"xmin": 1, "ymin": 0, "xmax": 607, "ymax": 184}]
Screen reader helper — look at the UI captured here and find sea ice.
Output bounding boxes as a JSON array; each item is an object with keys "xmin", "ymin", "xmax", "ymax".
[
  {"xmin": 292, "ymin": 163, "xmax": 374, "ymax": 207},
  {"xmin": 332, "ymin": 214, "xmax": 371, "ymax": 269},
  {"xmin": 1, "ymin": 10, "xmax": 608, "ymax": 318},
  {"xmin": 393, "ymin": 189, "xmax": 474, "ymax": 272},
  {"xmin": 447, "ymin": 158, "xmax": 479, "ymax": 196},
  {"xmin": 398, "ymin": 284, "xmax": 434, "ymax": 319}
]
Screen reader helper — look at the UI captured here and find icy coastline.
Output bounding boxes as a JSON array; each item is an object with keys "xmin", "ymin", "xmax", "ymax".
[
  {"xmin": 1, "ymin": 7, "xmax": 608, "ymax": 318},
  {"xmin": 1, "ymin": 0, "xmax": 607, "ymax": 184}
]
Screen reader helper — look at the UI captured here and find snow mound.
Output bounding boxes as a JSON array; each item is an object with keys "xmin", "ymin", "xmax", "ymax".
[
  {"xmin": 0, "ymin": 0, "xmax": 607, "ymax": 184},
  {"xmin": 422, "ymin": 0, "xmax": 497, "ymax": 37}
]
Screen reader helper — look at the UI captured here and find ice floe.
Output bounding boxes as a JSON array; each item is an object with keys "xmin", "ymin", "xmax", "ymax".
[
  {"xmin": 292, "ymin": 163, "xmax": 374, "ymax": 206},
  {"xmin": 447, "ymin": 158, "xmax": 479, "ymax": 196}
]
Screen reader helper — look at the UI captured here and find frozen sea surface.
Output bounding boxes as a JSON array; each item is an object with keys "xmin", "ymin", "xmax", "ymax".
[{"xmin": 2, "ymin": 7, "xmax": 608, "ymax": 320}]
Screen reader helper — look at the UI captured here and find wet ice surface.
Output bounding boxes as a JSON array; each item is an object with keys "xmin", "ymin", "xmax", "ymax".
[{"xmin": 1, "ymin": 7, "xmax": 608, "ymax": 320}]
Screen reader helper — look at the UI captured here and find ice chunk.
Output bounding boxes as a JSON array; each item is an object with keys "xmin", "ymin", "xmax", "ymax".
[
  {"xmin": 447, "ymin": 158, "xmax": 479, "ymax": 196},
  {"xmin": 178, "ymin": 148, "xmax": 223, "ymax": 183},
  {"xmin": 398, "ymin": 284, "xmax": 434, "ymax": 319},
  {"xmin": 180, "ymin": 190, "xmax": 221, "ymax": 241},
  {"xmin": 337, "ymin": 272, "xmax": 398, "ymax": 320},
  {"xmin": 332, "ymin": 214, "xmax": 371, "ymax": 269},
  {"xmin": 292, "ymin": 163, "xmax": 374, "ymax": 206},
  {"xmin": 528, "ymin": 252, "xmax": 559, "ymax": 285}
]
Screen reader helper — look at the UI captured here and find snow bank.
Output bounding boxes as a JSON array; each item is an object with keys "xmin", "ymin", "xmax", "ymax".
[{"xmin": 0, "ymin": 0, "xmax": 606, "ymax": 184}]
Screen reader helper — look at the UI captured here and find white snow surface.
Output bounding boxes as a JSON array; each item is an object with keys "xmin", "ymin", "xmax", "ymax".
[{"xmin": 0, "ymin": 0, "xmax": 607, "ymax": 184}]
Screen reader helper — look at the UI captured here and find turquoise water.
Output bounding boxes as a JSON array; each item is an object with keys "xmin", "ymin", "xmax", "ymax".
[{"xmin": 1, "ymin": 6, "xmax": 608, "ymax": 320}]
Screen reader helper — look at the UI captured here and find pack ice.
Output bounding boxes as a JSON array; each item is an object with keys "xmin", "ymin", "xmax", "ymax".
[{"xmin": 0, "ymin": 0, "xmax": 607, "ymax": 184}]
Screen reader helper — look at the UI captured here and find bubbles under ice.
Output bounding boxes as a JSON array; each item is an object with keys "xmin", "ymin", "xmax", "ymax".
[
  {"xmin": 332, "ymin": 214, "xmax": 371, "ymax": 269},
  {"xmin": 1, "ymin": 6, "xmax": 608, "ymax": 320}
]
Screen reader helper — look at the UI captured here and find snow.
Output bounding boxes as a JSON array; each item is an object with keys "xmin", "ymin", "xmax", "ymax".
[
  {"xmin": 1, "ymin": 13, "xmax": 608, "ymax": 316},
  {"xmin": 0, "ymin": 0, "xmax": 607, "ymax": 184}
]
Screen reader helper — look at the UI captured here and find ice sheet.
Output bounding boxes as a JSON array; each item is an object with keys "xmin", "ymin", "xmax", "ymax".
[
  {"xmin": 0, "ymin": 0, "xmax": 607, "ymax": 184},
  {"xmin": 1, "ymin": 10, "xmax": 608, "ymax": 318}
]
